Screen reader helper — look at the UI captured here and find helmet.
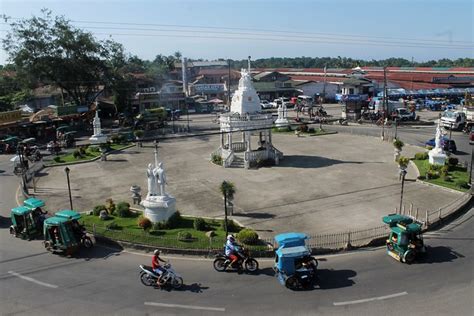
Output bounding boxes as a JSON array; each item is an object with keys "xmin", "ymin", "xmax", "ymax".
[
  {"xmin": 153, "ymin": 249, "xmax": 160, "ymax": 255},
  {"xmin": 227, "ymin": 235, "xmax": 235, "ymax": 242}
]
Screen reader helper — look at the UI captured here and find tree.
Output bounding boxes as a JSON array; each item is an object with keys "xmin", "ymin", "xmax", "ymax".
[
  {"xmin": 219, "ymin": 180, "xmax": 236, "ymax": 236},
  {"xmin": 2, "ymin": 9, "xmax": 119, "ymax": 108}
]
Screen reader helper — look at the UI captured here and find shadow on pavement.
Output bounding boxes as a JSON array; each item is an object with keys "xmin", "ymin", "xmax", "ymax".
[
  {"xmin": 102, "ymin": 158, "xmax": 129, "ymax": 162},
  {"xmin": 253, "ymin": 267, "xmax": 275, "ymax": 277},
  {"xmin": 0, "ymin": 215, "xmax": 12, "ymax": 228},
  {"xmin": 418, "ymin": 246, "xmax": 463, "ymax": 264},
  {"xmin": 74, "ymin": 243, "xmax": 124, "ymax": 261},
  {"xmin": 177, "ymin": 283, "xmax": 210, "ymax": 293},
  {"xmin": 279, "ymin": 155, "xmax": 383, "ymax": 169},
  {"xmin": 238, "ymin": 212, "xmax": 275, "ymax": 219},
  {"xmin": 316, "ymin": 268, "xmax": 356, "ymax": 289}
]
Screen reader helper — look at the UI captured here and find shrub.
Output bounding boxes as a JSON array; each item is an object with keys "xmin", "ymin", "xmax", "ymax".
[
  {"xmin": 297, "ymin": 124, "xmax": 308, "ymax": 132},
  {"xmin": 397, "ymin": 156, "xmax": 410, "ymax": 169},
  {"xmin": 116, "ymin": 201, "xmax": 131, "ymax": 218},
  {"xmin": 447, "ymin": 157, "xmax": 459, "ymax": 167},
  {"xmin": 166, "ymin": 211, "xmax": 182, "ymax": 229},
  {"xmin": 152, "ymin": 222, "xmax": 166, "ymax": 230},
  {"xmin": 426, "ymin": 170, "xmax": 439, "ymax": 179},
  {"xmin": 78, "ymin": 146, "xmax": 87, "ymax": 156},
  {"xmin": 193, "ymin": 218, "xmax": 208, "ymax": 231},
  {"xmin": 53, "ymin": 156, "xmax": 63, "ymax": 163},
  {"xmin": 137, "ymin": 216, "xmax": 152, "ymax": 231},
  {"xmin": 455, "ymin": 180, "xmax": 469, "ymax": 189},
  {"xmin": 73, "ymin": 150, "xmax": 82, "ymax": 159},
  {"xmin": 414, "ymin": 152, "xmax": 428, "ymax": 160},
  {"xmin": 134, "ymin": 130, "xmax": 144, "ymax": 139},
  {"xmin": 429, "ymin": 164, "xmax": 442, "ymax": 172},
  {"xmin": 393, "ymin": 139, "xmax": 404, "ymax": 150},
  {"xmin": 308, "ymin": 127, "xmax": 315, "ymax": 133},
  {"xmin": 93, "ymin": 204, "xmax": 107, "ymax": 216},
  {"xmin": 236, "ymin": 228, "xmax": 259, "ymax": 245},
  {"xmin": 440, "ymin": 165, "xmax": 449, "ymax": 177},
  {"xmin": 227, "ymin": 220, "xmax": 239, "ymax": 233},
  {"xmin": 443, "ymin": 175, "xmax": 453, "ymax": 182},
  {"xmin": 105, "ymin": 198, "xmax": 116, "ymax": 215},
  {"xmin": 106, "ymin": 221, "xmax": 120, "ymax": 230},
  {"xmin": 425, "ymin": 145, "xmax": 433, "ymax": 150},
  {"xmin": 211, "ymin": 153, "xmax": 223, "ymax": 165},
  {"xmin": 89, "ymin": 146, "xmax": 101, "ymax": 153},
  {"xmin": 178, "ymin": 231, "xmax": 193, "ymax": 241}
]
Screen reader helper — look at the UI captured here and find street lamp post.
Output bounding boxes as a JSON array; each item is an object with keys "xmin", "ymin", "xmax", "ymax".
[
  {"xmin": 399, "ymin": 168, "xmax": 407, "ymax": 213},
  {"xmin": 64, "ymin": 167, "xmax": 73, "ymax": 210},
  {"xmin": 17, "ymin": 145, "xmax": 28, "ymax": 194}
]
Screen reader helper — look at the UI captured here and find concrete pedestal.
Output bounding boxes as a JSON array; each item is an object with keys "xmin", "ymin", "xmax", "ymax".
[
  {"xmin": 141, "ymin": 194, "xmax": 176, "ymax": 223},
  {"xmin": 275, "ymin": 118, "xmax": 289, "ymax": 128},
  {"xmin": 428, "ymin": 150, "xmax": 447, "ymax": 166},
  {"xmin": 89, "ymin": 134, "xmax": 108, "ymax": 145}
]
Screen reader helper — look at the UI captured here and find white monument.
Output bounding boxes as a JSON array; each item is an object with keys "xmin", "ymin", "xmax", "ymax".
[
  {"xmin": 274, "ymin": 101, "xmax": 289, "ymax": 127},
  {"xmin": 213, "ymin": 56, "xmax": 283, "ymax": 169},
  {"xmin": 89, "ymin": 105, "xmax": 108, "ymax": 145},
  {"xmin": 141, "ymin": 143, "xmax": 176, "ymax": 223},
  {"xmin": 428, "ymin": 119, "xmax": 447, "ymax": 166}
]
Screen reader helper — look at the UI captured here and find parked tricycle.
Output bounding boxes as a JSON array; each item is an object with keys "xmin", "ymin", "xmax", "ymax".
[
  {"xmin": 9, "ymin": 198, "xmax": 47, "ymax": 240},
  {"xmin": 383, "ymin": 214, "xmax": 426, "ymax": 264},
  {"xmin": 273, "ymin": 232, "xmax": 318, "ymax": 290}
]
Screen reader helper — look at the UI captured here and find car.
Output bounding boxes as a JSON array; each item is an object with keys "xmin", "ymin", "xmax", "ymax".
[
  {"xmin": 425, "ymin": 137, "xmax": 457, "ymax": 154},
  {"xmin": 260, "ymin": 100, "xmax": 272, "ymax": 109}
]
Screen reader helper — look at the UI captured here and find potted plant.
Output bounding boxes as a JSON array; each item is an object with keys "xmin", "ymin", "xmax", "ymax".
[
  {"xmin": 134, "ymin": 130, "xmax": 144, "ymax": 148},
  {"xmin": 393, "ymin": 138, "xmax": 404, "ymax": 161}
]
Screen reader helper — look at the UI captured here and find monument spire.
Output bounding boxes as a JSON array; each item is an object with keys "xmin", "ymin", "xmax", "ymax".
[
  {"xmin": 154, "ymin": 140, "xmax": 159, "ymax": 168},
  {"xmin": 247, "ymin": 55, "xmax": 251, "ymax": 73}
]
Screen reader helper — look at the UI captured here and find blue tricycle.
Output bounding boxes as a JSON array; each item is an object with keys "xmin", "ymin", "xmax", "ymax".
[{"xmin": 273, "ymin": 232, "xmax": 318, "ymax": 290}]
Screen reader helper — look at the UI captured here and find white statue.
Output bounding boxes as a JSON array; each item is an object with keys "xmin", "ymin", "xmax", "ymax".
[
  {"xmin": 92, "ymin": 110, "xmax": 102, "ymax": 136},
  {"xmin": 435, "ymin": 120, "xmax": 443, "ymax": 150},
  {"xmin": 154, "ymin": 162, "xmax": 167, "ymax": 196},
  {"xmin": 146, "ymin": 163, "xmax": 158, "ymax": 196}
]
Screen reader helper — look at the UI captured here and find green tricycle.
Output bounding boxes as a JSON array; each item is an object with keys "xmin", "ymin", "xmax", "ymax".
[
  {"xmin": 383, "ymin": 214, "xmax": 427, "ymax": 264},
  {"xmin": 43, "ymin": 210, "xmax": 94, "ymax": 256},
  {"xmin": 9, "ymin": 198, "xmax": 48, "ymax": 240}
]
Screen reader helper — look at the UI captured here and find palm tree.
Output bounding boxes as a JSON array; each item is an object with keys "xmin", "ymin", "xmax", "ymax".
[{"xmin": 219, "ymin": 180, "xmax": 236, "ymax": 236}]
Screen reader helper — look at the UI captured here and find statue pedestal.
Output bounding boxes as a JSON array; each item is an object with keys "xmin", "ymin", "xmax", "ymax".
[
  {"xmin": 428, "ymin": 149, "xmax": 447, "ymax": 166},
  {"xmin": 275, "ymin": 118, "xmax": 289, "ymax": 128},
  {"xmin": 141, "ymin": 194, "xmax": 176, "ymax": 223},
  {"xmin": 89, "ymin": 134, "xmax": 108, "ymax": 145}
]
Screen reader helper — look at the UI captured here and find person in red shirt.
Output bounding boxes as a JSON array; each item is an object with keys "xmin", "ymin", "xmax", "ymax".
[{"xmin": 152, "ymin": 249, "xmax": 166, "ymax": 286}]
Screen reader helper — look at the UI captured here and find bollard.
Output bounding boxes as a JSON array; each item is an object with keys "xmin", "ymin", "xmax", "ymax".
[
  {"xmin": 402, "ymin": 205, "xmax": 405, "ymax": 215},
  {"xmin": 425, "ymin": 210, "xmax": 429, "ymax": 227},
  {"xmin": 409, "ymin": 203, "xmax": 413, "ymax": 216},
  {"xmin": 345, "ymin": 232, "xmax": 352, "ymax": 250},
  {"xmin": 415, "ymin": 208, "xmax": 419, "ymax": 221},
  {"xmin": 438, "ymin": 208, "xmax": 442, "ymax": 220}
]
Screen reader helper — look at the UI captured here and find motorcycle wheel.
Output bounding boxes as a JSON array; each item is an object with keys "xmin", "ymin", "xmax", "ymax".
[
  {"xmin": 82, "ymin": 236, "xmax": 93, "ymax": 248},
  {"xmin": 172, "ymin": 277, "xmax": 183, "ymax": 289},
  {"xmin": 244, "ymin": 258, "xmax": 259, "ymax": 272},
  {"xmin": 140, "ymin": 272, "xmax": 155, "ymax": 286},
  {"xmin": 285, "ymin": 276, "xmax": 300, "ymax": 290},
  {"xmin": 213, "ymin": 258, "xmax": 226, "ymax": 272}
]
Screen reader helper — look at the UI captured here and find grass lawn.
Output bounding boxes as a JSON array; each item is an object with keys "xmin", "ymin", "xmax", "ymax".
[
  {"xmin": 49, "ymin": 143, "xmax": 132, "ymax": 164},
  {"xmin": 81, "ymin": 212, "xmax": 268, "ymax": 251},
  {"xmin": 412, "ymin": 159, "xmax": 470, "ymax": 192}
]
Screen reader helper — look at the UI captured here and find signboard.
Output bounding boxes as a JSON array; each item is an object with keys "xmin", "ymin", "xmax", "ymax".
[
  {"xmin": 0, "ymin": 110, "xmax": 22, "ymax": 124},
  {"xmin": 193, "ymin": 84, "xmax": 226, "ymax": 93}
]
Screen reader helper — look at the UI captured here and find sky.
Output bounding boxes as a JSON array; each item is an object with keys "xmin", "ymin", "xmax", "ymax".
[{"xmin": 0, "ymin": 0, "xmax": 473, "ymax": 65}]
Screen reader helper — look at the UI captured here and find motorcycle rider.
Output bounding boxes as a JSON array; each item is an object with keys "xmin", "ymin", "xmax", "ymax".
[
  {"xmin": 225, "ymin": 235, "xmax": 240, "ymax": 268},
  {"xmin": 152, "ymin": 249, "xmax": 167, "ymax": 286}
]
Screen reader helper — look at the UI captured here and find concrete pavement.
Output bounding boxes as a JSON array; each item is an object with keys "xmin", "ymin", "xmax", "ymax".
[{"xmin": 27, "ymin": 132, "xmax": 463, "ymax": 238}]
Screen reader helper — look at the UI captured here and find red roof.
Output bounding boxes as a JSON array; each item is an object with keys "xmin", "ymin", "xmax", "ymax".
[{"xmin": 289, "ymin": 75, "xmax": 347, "ymax": 83}]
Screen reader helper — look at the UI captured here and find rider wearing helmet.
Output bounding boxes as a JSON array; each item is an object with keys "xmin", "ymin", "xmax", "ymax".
[
  {"xmin": 225, "ymin": 235, "xmax": 239, "ymax": 267},
  {"xmin": 152, "ymin": 249, "xmax": 166, "ymax": 285}
]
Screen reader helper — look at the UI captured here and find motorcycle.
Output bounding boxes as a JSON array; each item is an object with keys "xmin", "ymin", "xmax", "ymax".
[
  {"xmin": 139, "ymin": 262, "xmax": 183, "ymax": 289},
  {"xmin": 213, "ymin": 246, "xmax": 259, "ymax": 273}
]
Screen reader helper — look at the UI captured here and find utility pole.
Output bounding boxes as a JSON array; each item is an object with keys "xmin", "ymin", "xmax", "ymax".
[
  {"xmin": 227, "ymin": 59, "xmax": 232, "ymax": 106},
  {"xmin": 399, "ymin": 169, "xmax": 407, "ymax": 213},
  {"xmin": 382, "ymin": 67, "xmax": 387, "ymax": 140}
]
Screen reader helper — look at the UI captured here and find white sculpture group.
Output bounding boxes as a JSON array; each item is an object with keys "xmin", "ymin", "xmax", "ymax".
[
  {"xmin": 146, "ymin": 162, "xmax": 167, "ymax": 197},
  {"xmin": 428, "ymin": 119, "xmax": 447, "ymax": 166}
]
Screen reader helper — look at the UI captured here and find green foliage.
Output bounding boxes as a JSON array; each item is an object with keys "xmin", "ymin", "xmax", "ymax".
[
  {"xmin": 89, "ymin": 146, "xmax": 101, "ymax": 153},
  {"xmin": 193, "ymin": 218, "xmax": 207, "ymax": 231},
  {"xmin": 72, "ymin": 150, "xmax": 82, "ymax": 159},
  {"xmin": 426, "ymin": 170, "xmax": 439, "ymax": 179},
  {"xmin": 105, "ymin": 198, "xmax": 116, "ymax": 215},
  {"xmin": 106, "ymin": 221, "xmax": 120, "ymax": 230},
  {"xmin": 110, "ymin": 134, "xmax": 126, "ymax": 144},
  {"xmin": 211, "ymin": 153, "xmax": 223, "ymax": 165},
  {"xmin": 447, "ymin": 157, "xmax": 459, "ymax": 167},
  {"xmin": 93, "ymin": 204, "xmax": 106, "ymax": 216},
  {"xmin": 441, "ymin": 165, "xmax": 449, "ymax": 177},
  {"xmin": 236, "ymin": 228, "xmax": 259, "ymax": 245},
  {"xmin": 225, "ymin": 219, "xmax": 239, "ymax": 233},
  {"xmin": 455, "ymin": 180, "xmax": 469, "ymax": 189},
  {"xmin": 393, "ymin": 139, "xmax": 404, "ymax": 150},
  {"xmin": 308, "ymin": 127, "xmax": 315, "ymax": 133},
  {"xmin": 133, "ymin": 129, "xmax": 144, "ymax": 138},
  {"xmin": 397, "ymin": 156, "xmax": 410, "ymax": 169},
  {"xmin": 425, "ymin": 145, "xmax": 433, "ymax": 150},
  {"xmin": 297, "ymin": 124, "xmax": 309, "ymax": 132},
  {"xmin": 177, "ymin": 231, "xmax": 193, "ymax": 240},
  {"xmin": 414, "ymin": 152, "xmax": 428, "ymax": 160},
  {"xmin": 116, "ymin": 201, "xmax": 131, "ymax": 218},
  {"xmin": 166, "ymin": 211, "xmax": 182, "ymax": 229},
  {"xmin": 137, "ymin": 216, "xmax": 152, "ymax": 231},
  {"xmin": 53, "ymin": 156, "xmax": 63, "ymax": 163},
  {"xmin": 220, "ymin": 181, "xmax": 236, "ymax": 200}
]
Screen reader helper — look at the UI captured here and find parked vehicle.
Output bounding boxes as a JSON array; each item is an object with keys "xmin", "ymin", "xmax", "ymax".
[
  {"xmin": 425, "ymin": 137, "xmax": 457, "ymax": 154},
  {"xmin": 55, "ymin": 209, "xmax": 94, "ymax": 248},
  {"xmin": 393, "ymin": 108, "xmax": 417, "ymax": 121},
  {"xmin": 440, "ymin": 111, "xmax": 468, "ymax": 130},
  {"xmin": 273, "ymin": 232, "xmax": 318, "ymax": 290},
  {"xmin": 213, "ymin": 246, "xmax": 259, "ymax": 273},
  {"xmin": 139, "ymin": 262, "xmax": 183, "ymax": 289},
  {"xmin": 9, "ymin": 198, "xmax": 47, "ymax": 240},
  {"xmin": 382, "ymin": 214, "xmax": 426, "ymax": 264},
  {"xmin": 260, "ymin": 100, "xmax": 272, "ymax": 109}
]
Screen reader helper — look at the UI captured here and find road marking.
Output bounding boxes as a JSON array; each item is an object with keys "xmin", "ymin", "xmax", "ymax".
[
  {"xmin": 144, "ymin": 302, "xmax": 225, "ymax": 312},
  {"xmin": 8, "ymin": 271, "xmax": 58, "ymax": 289},
  {"xmin": 333, "ymin": 291, "xmax": 407, "ymax": 306}
]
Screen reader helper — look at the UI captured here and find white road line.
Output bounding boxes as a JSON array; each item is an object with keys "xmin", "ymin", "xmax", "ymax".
[
  {"xmin": 333, "ymin": 291, "xmax": 407, "ymax": 306},
  {"xmin": 144, "ymin": 302, "xmax": 225, "ymax": 312},
  {"xmin": 8, "ymin": 271, "xmax": 58, "ymax": 289}
]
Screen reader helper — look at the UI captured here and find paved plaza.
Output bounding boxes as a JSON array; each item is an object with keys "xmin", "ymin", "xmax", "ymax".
[{"xmin": 31, "ymin": 132, "xmax": 463, "ymax": 237}]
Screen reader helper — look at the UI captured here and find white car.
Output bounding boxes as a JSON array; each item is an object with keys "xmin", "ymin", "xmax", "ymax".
[{"xmin": 260, "ymin": 100, "xmax": 272, "ymax": 109}]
